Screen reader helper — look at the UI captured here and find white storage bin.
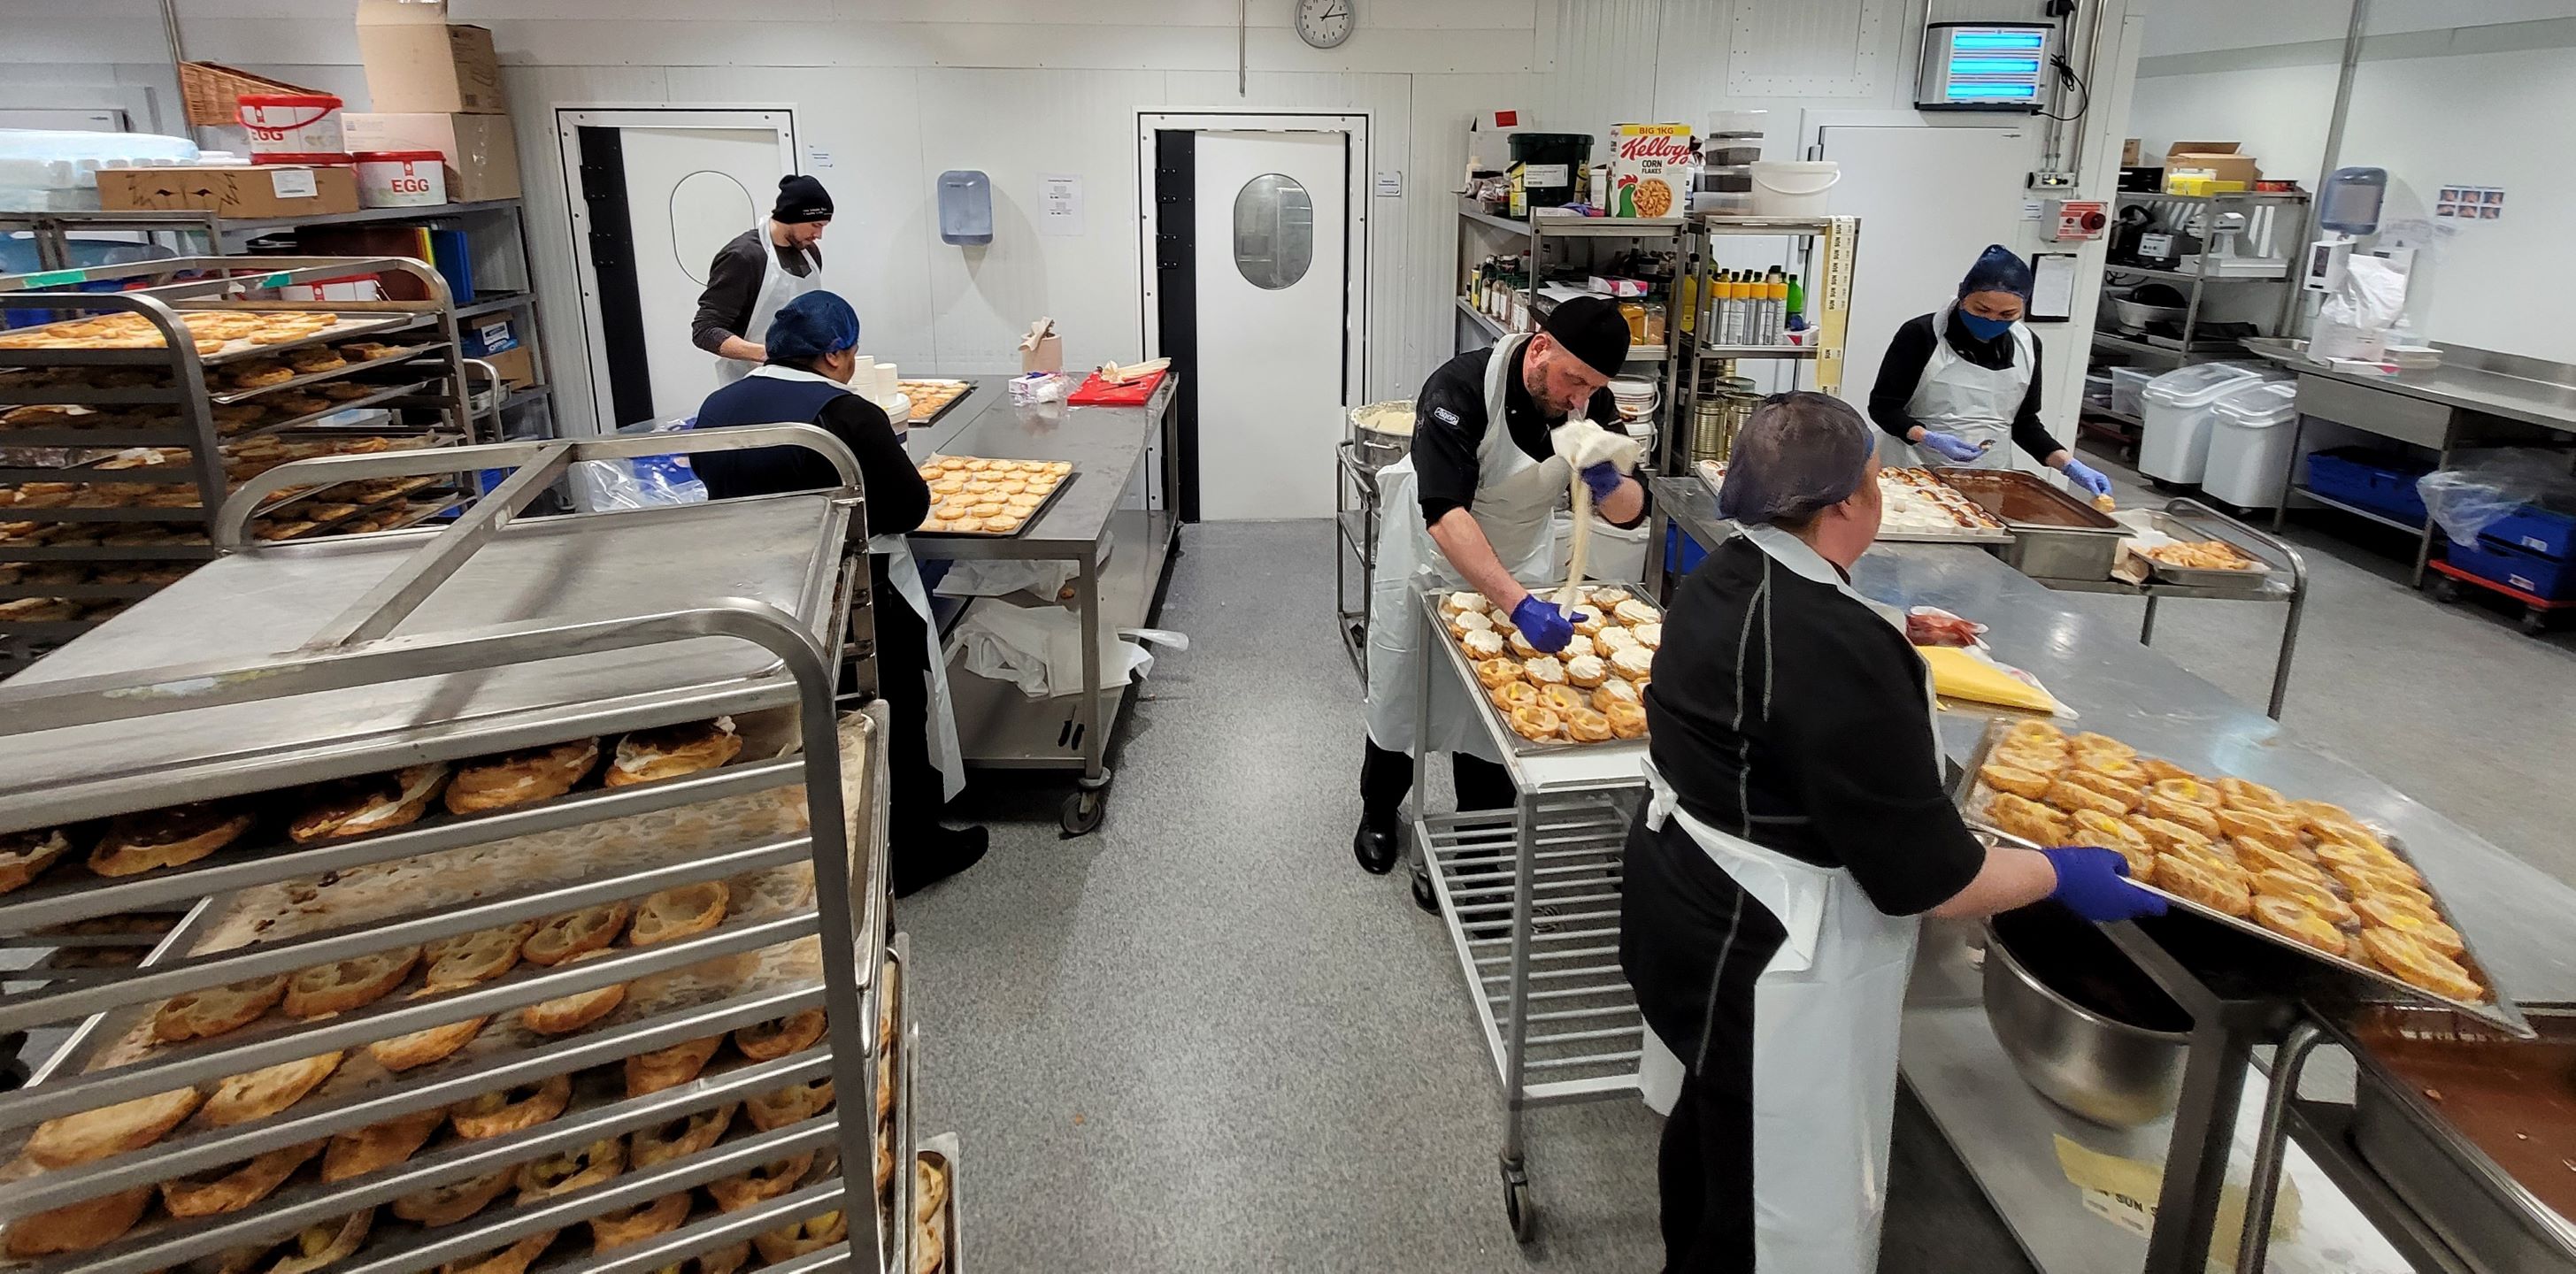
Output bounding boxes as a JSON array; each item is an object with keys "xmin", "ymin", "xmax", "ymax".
[
  {"xmin": 2202, "ymin": 380, "xmax": 2302, "ymax": 507},
  {"xmin": 1747, "ymin": 161, "xmax": 1838, "ymax": 216},
  {"xmin": 2138, "ymin": 363, "xmax": 2270, "ymax": 485},
  {"xmin": 1551, "ymin": 510, "xmax": 1651, "ymax": 587},
  {"xmin": 2108, "ymin": 366, "xmax": 2157, "ymax": 418}
]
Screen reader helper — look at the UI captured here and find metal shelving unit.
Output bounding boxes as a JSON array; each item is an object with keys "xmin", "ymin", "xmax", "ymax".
[
  {"xmin": 0, "ymin": 256, "xmax": 496, "ymax": 665},
  {"xmin": 0, "ymin": 201, "xmax": 561, "ymax": 439},
  {"xmin": 1401, "ymin": 591, "xmax": 1651, "ymax": 1245},
  {"xmin": 2084, "ymin": 189, "xmax": 2311, "ymax": 445},
  {"xmin": 1452, "ymin": 200, "xmax": 1684, "ymax": 394},
  {"xmin": 1663, "ymin": 213, "xmax": 1860, "ymax": 476},
  {"xmin": 1332, "ymin": 441, "xmax": 1380, "ymax": 679},
  {"xmin": 0, "ymin": 430, "xmax": 953, "ymax": 1274}
]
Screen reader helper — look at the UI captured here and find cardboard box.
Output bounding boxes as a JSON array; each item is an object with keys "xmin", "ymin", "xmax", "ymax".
[
  {"xmin": 343, "ymin": 112, "xmax": 521, "ymax": 202},
  {"xmin": 1607, "ymin": 123, "xmax": 1691, "ymax": 219},
  {"xmin": 462, "ymin": 317, "xmax": 520, "ymax": 358},
  {"xmin": 1018, "ymin": 318, "xmax": 1062, "ymax": 373},
  {"xmin": 2162, "ymin": 141, "xmax": 2258, "ymax": 188},
  {"xmin": 357, "ymin": 3, "xmax": 505, "ymax": 114},
  {"xmin": 2120, "ymin": 137, "xmax": 2142, "ymax": 167},
  {"xmin": 481, "ymin": 344, "xmax": 535, "ymax": 389},
  {"xmin": 94, "ymin": 165, "xmax": 361, "ymax": 219}
]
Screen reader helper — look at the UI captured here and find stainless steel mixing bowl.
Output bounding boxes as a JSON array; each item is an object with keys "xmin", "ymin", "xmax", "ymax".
[{"xmin": 1981, "ymin": 907, "xmax": 2192, "ymax": 1128}]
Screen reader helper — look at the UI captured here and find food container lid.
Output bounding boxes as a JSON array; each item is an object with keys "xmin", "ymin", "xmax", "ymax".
[
  {"xmin": 2210, "ymin": 379, "xmax": 2300, "ymax": 426},
  {"xmin": 251, "ymin": 152, "xmax": 357, "ymax": 165},
  {"xmin": 354, "ymin": 150, "xmax": 446, "ymax": 163},
  {"xmin": 2141, "ymin": 362, "xmax": 2271, "ymax": 407}
]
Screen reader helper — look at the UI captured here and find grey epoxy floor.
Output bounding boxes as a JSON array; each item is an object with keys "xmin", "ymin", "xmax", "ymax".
[{"xmin": 902, "ymin": 466, "xmax": 2576, "ymax": 1272}]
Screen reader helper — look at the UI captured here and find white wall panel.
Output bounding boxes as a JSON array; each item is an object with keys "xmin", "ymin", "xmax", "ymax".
[{"xmin": 1727, "ymin": 0, "xmax": 1889, "ymax": 98}]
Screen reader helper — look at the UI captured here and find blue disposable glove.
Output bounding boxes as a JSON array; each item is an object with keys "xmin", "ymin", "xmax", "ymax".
[
  {"xmin": 1580, "ymin": 460, "xmax": 1626, "ymax": 502},
  {"xmin": 2062, "ymin": 458, "xmax": 2113, "ymax": 497},
  {"xmin": 1917, "ymin": 430, "xmax": 1988, "ymax": 463},
  {"xmin": 1509, "ymin": 594, "xmax": 1577, "ymax": 655},
  {"xmin": 2040, "ymin": 847, "xmax": 2168, "ymax": 923}
]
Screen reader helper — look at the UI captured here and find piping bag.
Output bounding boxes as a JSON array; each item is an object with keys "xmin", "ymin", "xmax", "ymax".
[{"xmin": 1549, "ymin": 418, "xmax": 1644, "ymax": 608}]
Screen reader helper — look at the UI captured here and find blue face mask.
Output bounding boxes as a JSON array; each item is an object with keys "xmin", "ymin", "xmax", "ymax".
[{"xmin": 1957, "ymin": 310, "xmax": 2016, "ymax": 342}]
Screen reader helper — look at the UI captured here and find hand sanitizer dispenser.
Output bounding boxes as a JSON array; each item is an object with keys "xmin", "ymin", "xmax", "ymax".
[{"xmin": 938, "ymin": 171, "xmax": 993, "ymax": 245}]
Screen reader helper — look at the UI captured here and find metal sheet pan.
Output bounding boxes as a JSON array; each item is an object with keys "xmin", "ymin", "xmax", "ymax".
[
  {"xmin": 909, "ymin": 464, "xmax": 1077, "ymax": 539},
  {"xmin": 898, "ymin": 380, "xmax": 975, "ymax": 429},
  {"xmin": 1696, "ymin": 459, "xmax": 2014, "ymax": 544},
  {"xmin": 1422, "ymin": 587, "xmax": 1653, "ymax": 759},
  {"xmin": 2341, "ymin": 1004, "xmax": 2576, "ymax": 1272},
  {"xmin": 2127, "ymin": 507, "xmax": 2281, "ymax": 588},
  {"xmin": 1954, "ymin": 717, "xmax": 2534, "ymax": 1038},
  {"xmin": 917, "ymin": 1132, "xmax": 965, "ymax": 1274}
]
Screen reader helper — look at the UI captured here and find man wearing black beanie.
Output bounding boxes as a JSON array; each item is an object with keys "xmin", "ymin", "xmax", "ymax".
[
  {"xmin": 1352, "ymin": 294, "xmax": 1648, "ymax": 878},
  {"xmin": 692, "ymin": 175, "xmax": 837, "ymax": 385}
]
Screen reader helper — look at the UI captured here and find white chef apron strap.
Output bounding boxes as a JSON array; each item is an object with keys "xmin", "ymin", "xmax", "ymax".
[
  {"xmin": 717, "ymin": 223, "xmax": 826, "ymax": 387},
  {"xmin": 1905, "ymin": 303, "xmax": 2033, "ymax": 471},
  {"xmin": 1637, "ymin": 761, "xmax": 1919, "ymax": 1274},
  {"xmin": 872, "ymin": 533, "xmax": 965, "ymax": 802}
]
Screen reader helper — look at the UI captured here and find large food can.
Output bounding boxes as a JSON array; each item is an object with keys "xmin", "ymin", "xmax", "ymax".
[
  {"xmin": 237, "ymin": 93, "xmax": 346, "ymax": 161},
  {"xmin": 355, "ymin": 151, "xmax": 449, "ymax": 208}
]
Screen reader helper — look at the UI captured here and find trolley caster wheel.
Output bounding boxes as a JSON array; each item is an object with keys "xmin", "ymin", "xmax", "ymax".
[
  {"xmin": 1059, "ymin": 789, "xmax": 1106, "ymax": 836},
  {"xmin": 2431, "ymin": 577, "xmax": 2464, "ymax": 603},
  {"xmin": 1503, "ymin": 1176, "xmax": 1536, "ymax": 1243},
  {"xmin": 1411, "ymin": 865, "xmax": 1439, "ymax": 914},
  {"xmin": 2521, "ymin": 610, "xmax": 2550, "ymax": 636}
]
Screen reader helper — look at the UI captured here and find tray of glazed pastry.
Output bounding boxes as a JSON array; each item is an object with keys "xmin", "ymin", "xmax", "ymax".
[
  {"xmin": 897, "ymin": 379, "xmax": 973, "ymax": 426},
  {"xmin": 0, "ymin": 311, "xmax": 425, "ymax": 367},
  {"xmin": 1957, "ymin": 718, "xmax": 2532, "ymax": 1036},
  {"xmin": 909, "ymin": 454, "xmax": 1074, "ymax": 536},
  {"xmin": 1696, "ymin": 461, "xmax": 2011, "ymax": 544},
  {"xmin": 1438, "ymin": 583, "xmax": 1658, "ymax": 753}
]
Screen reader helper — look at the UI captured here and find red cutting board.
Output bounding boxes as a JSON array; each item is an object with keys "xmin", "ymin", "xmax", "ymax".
[{"xmin": 1066, "ymin": 368, "xmax": 1165, "ymax": 405}]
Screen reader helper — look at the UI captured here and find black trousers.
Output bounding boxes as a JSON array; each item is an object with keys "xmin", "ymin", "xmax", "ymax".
[
  {"xmin": 868, "ymin": 557, "xmax": 946, "ymax": 843},
  {"xmin": 1358, "ymin": 737, "xmax": 1513, "ymax": 828},
  {"xmin": 1622, "ymin": 814, "xmax": 1786, "ymax": 1274}
]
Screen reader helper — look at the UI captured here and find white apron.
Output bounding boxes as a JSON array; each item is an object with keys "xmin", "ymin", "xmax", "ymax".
[
  {"xmin": 745, "ymin": 365, "xmax": 962, "ymax": 800},
  {"xmin": 1362, "ymin": 334, "xmax": 1571, "ymax": 762},
  {"xmin": 1635, "ymin": 524, "xmax": 1934, "ymax": 1274},
  {"xmin": 715, "ymin": 225, "xmax": 826, "ymax": 388},
  {"xmin": 1904, "ymin": 303, "xmax": 2034, "ymax": 471}
]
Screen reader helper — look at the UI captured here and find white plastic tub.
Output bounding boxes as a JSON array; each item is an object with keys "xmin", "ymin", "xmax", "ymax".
[
  {"xmin": 2138, "ymin": 363, "xmax": 2271, "ymax": 485},
  {"xmin": 2109, "ymin": 366, "xmax": 2157, "ymax": 418},
  {"xmin": 354, "ymin": 150, "xmax": 446, "ymax": 207},
  {"xmin": 2202, "ymin": 380, "xmax": 2302, "ymax": 507},
  {"xmin": 1748, "ymin": 161, "xmax": 1839, "ymax": 216},
  {"xmin": 237, "ymin": 93, "xmax": 344, "ymax": 161}
]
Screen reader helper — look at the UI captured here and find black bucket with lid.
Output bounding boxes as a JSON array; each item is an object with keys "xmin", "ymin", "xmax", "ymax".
[{"xmin": 1509, "ymin": 133, "xmax": 1593, "ymax": 209}]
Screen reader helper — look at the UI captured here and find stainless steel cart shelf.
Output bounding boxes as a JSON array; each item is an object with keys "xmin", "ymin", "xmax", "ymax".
[
  {"xmin": 0, "ymin": 432, "xmax": 944, "ymax": 1274},
  {"xmin": 1402, "ymin": 590, "xmax": 1649, "ymax": 1245},
  {"xmin": 0, "ymin": 257, "xmax": 489, "ymax": 668}
]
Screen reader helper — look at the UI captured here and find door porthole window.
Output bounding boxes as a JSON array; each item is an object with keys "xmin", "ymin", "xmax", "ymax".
[{"xmin": 1232, "ymin": 173, "xmax": 1314, "ymax": 290}]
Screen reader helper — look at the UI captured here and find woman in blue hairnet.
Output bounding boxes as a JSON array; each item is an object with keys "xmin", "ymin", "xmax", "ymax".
[
  {"xmin": 1868, "ymin": 244, "xmax": 2113, "ymax": 499},
  {"xmin": 1619, "ymin": 392, "xmax": 2158, "ymax": 1272},
  {"xmin": 691, "ymin": 290, "xmax": 988, "ymax": 896}
]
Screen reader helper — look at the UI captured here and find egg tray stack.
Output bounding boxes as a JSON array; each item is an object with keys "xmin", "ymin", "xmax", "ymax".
[
  {"xmin": 0, "ymin": 259, "xmax": 484, "ymax": 664},
  {"xmin": 1955, "ymin": 718, "xmax": 2532, "ymax": 1036},
  {"xmin": 1437, "ymin": 584, "xmax": 1663, "ymax": 752},
  {"xmin": 0, "ymin": 703, "xmax": 929, "ymax": 1274}
]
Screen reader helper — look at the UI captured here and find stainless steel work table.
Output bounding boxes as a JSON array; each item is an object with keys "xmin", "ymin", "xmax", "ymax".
[
  {"xmin": 1646, "ymin": 476, "xmax": 2313, "ymax": 718},
  {"xmin": 2242, "ymin": 338, "xmax": 2576, "ymax": 586},
  {"xmin": 1857, "ymin": 541, "xmax": 2576, "ymax": 1274},
  {"xmin": 904, "ymin": 375, "xmax": 1182, "ymax": 834}
]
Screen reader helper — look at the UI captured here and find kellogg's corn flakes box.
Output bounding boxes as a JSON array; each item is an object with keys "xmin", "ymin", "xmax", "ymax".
[{"xmin": 1609, "ymin": 123, "xmax": 1691, "ymax": 219}]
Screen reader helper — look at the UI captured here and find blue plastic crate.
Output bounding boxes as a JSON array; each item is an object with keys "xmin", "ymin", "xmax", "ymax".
[
  {"xmin": 2307, "ymin": 448, "xmax": 2429, "ymax": 526},
  {"xmin": 2444, "ymin": 536, "xmax": 2576, "ymax": 601},
  {"xmin": 1665, "ymin": 521, "xmax": 1711, "ymax": 577},
  {"xmin": 2480, "ymin": 504, "xmax": 2576, "ymax": 560}
]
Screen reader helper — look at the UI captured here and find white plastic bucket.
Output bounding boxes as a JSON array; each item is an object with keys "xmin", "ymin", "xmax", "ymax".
[
  {"xmin": 2138, "ymin": 363, "xmax": 2268, "ymax": 485},
  {"xmin": 1748, "ymin": 160, "xmax": 1839, "ymax": 216},
  {"xmin": 354, "ymin": 151, "xmax": 447, "ymax": 208},
  {"xmin": 2202, "ymin": 380, "xmax": 2301, "ymax": 507},
  {"xmin": 238, "ymin": 93, "xmax": 344, "ymax": 160}
]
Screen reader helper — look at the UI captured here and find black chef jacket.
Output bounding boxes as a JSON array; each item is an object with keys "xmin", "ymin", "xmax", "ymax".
[
  {"xmin": 1411, "ymin": 343, "xmax": 1620, "ymax": 526},
  {"xmin": 1866, "ymin": 311, "xmax": 2064, "ymax": 460},
  {"xmin": 1620, "ymin": 529, "xmax": 1984, "ymax": 1068}
]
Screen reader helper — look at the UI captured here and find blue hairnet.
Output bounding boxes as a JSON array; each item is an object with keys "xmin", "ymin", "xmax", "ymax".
[
  {"xmin": 1958, "ymin": 243, "xmax": 2033, "ymax": 301},
  {"xmin": 1716, "ymin": 392, "xmax": 1874, "ymax": 526},
  {"xmin": 765, "ymin": 290, "xmax": 861, "ymax": 364}
]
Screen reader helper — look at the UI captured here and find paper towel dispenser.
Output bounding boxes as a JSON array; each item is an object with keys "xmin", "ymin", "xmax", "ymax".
[{"xmin": 938, "ymin": 171, "xmax": 993, "ymax": 245}]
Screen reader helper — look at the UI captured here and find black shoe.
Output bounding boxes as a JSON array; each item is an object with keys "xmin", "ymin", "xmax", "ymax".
[
  {"xmin": 1352, "ymin": 822, "xmax": 1401, "ymax": 875},
  {"xmin": 894, "ymin": 825, "xmax": 989, "ymax": 898}
]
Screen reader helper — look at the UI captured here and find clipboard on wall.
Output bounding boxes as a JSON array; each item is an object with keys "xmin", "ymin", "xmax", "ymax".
[{"xmin": 2027, "ymin": 252, "xmax": 2080, "ymax": 323}]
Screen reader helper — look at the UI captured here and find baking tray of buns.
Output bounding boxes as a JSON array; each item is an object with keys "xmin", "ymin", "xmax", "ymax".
[
  {"xmin": 1696, "ymin": 460, "xmax": 2012, "ymax": 544},
  {"xmin": 910, "ymin": 455, "xmax": 1074, "ymax": 537},
  {"xmin": 1956, "ymin": 717, "xmax": 2532, "ymax": 1037},
  {"xmin": 897, "ymin": 380, "xmax": 973, "ymax": 428},
  {"xmin": 1434, "ymin": 583, "xmax": 1658, "ymax": 753},
  {"xmin": 0, "ymin": 311, "xmax": 426, "ymax": 369}
]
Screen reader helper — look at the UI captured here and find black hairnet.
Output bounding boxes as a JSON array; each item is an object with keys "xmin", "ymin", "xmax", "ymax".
[
  {"xmin": 1716, "ymin": 392, "xmax": 1874, "ymax": 526},
  {"xmin": 765, "ymin": 291, "xmax": 861, "ymax": 365}
]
